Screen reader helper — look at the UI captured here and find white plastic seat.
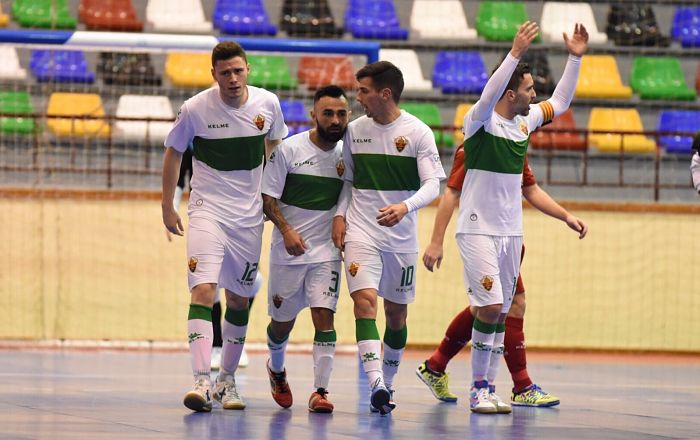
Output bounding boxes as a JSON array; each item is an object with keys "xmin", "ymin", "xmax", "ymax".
[
  {"xmin": 0, "ymin": 47, "xmax": 28, "ymax": 80},
  {"xmin": 540, "ymin": 2, "xmax": 607, "ymax": 44},
  {"xmin": 410, "ymin": 0, "xmax": 477, "ymax": 40},
  {"xmin": 379, "ymin": 49, "xmax": 433, "ymax": 91},
  {"xmin": 146, "ymin": 0, "xmax": 212, "ymax": 33},
  {"xmin": 114, "ymin": 95, "xmax": 174, "ymax": 143}
]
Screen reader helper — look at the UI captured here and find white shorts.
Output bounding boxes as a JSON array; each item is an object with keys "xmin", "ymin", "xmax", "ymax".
[
  {"xmin": 456, "ymin": 233, "xmax": 522, "ymax": 313},
  {"xmin": 344, "ymin": 241, "xmax": 418, "ymax": 305},
  {"xmin": 186, "ymin": 216, "xmax": 263, "ymax": 297},
  {"xmin": 267, "ymin": 261, "xmax": 342, "ymax": 322}
]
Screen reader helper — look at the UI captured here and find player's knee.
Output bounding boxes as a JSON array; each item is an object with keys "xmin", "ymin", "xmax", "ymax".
[
  {"xmin": 508, "ymin": 294, "xmax": 526, "ymax": 319},
  {"xmin": 190, "ymin": 283, "xmax": 217, "ymax": 306},
  {"xmin": 310, "ymin": 307, "xmax": 334, "ymax": 331},
  {"xmin": 384, "ymin": 302, "xmax": 407, "ymax": 329},
  {"xmin": 270, "ymin": 319, "xmax": 295, "ymax": 339},
  {"xmin": 476, "ymin": 304, "xmax": 502, "ymax": 324},
  {"xmin": 351, "ymin": 290, "xmax": 377, "ymax": 318}
]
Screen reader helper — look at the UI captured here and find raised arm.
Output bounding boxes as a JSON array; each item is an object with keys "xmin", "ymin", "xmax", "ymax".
[{"xmin": 547, "ymin": 23, "xmax": 589, "ymax": 117}]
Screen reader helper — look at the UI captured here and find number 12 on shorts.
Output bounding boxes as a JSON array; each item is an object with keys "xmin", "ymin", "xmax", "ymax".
[{"xmin": 241, "ymin": 262, "xmax": 258, "ymax": 284}]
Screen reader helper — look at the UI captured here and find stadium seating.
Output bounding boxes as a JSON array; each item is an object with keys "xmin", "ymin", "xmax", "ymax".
[
  {"xmin": 475, "ymin": 1, "xmax": 529, "ymax": 42},
  {"xmin": 280, "ymin": 0, "xmax": 343, "ymax": 38},
  {"xmin": 520, "ymin": 51, "xmax": 556, "ymax": 96},
  {"xmin": 671, "ymin": 7, "xmax": 700, "ymax": 48},
  {"xmin": 540, "ymin": 2, "xmax": 607, "ymax": 44},
  {"xmin": 344, "ymin": 0, "xmax": 409, "ymax": 40},
  {"xmin": 656, "ymin": 110, "xmax": 700, "ymax": 154},
  {"xmin": 0, "ymin": 47, "xmax": 28, "ymax": 80},
  {"xmin": 165, "ymin": 53, "xmax": 212, "ymax": 88},
  {"xmin": 0, "ymin": 3, "xmax": 9, "ymax": 27},
  {"xmin": 247, "ymin": 55, "xmax": 297, "ymax": 90},
  {"xmin": 530, "ymin": 109, "xmax": 586, "ymax": 151},
  {"xmin": 297, "ymin": 56, "xmax": 357, "ymax": 91},
  {"xmin": 46, "ymin": 93, "xmax": 110, "ymax": 138},
  {"xmin": 213, "ymin": 0, "xmax": 277, "ymax": 36},
  {"xmin": 146, "ymin": 0, "xmax": 212, "ymax": 33},
  {"xmin": 588, "ymin": 108, "xmax": 656, "ymax": 153},
  {"xmin": 432, "ymin": 51, "xmax": 487, "ymax": 95},
  {"xmin": 606, "ymin": 4, "xmax": 670, "ymax": 46},
  {"xmin": 97, "ymin": 52, "xmax": 162, "ymax": 87},
  {"xmin": 401, "ymin": 103, "xmax": 452, "ymax": 147},
  {"xmin": 30, "ymin": 50, "xmax": 95, "ymax": 83},
  {"xmin": 452, "ymin": 103, "xmax": 473, "ymax": 147},
  {"xmin": 114, "ymin": 95, "xmax": 174, "ymax": 143},
  {"xmin": 575, "ymin": 55, "xmax": 632, "ymax": 99},
  {"xmin": 79, "ymin": 0, "xmax": 143, "ymax": 32},
  {"xmin": 379, "ymin": 49, "xmax": 432, "ymax": 91},
  {"xmin": 409, "ymin": 0, "xmax": 477, "ymax": 40},
  {"xmin": 280, "ymin": 100, "xmax": 311, "ymax": 138},
  {"xmin": 0, "ymin": 91, "xmax": 36, "ymax": 134},
  {"xmin": 630, "ymin": 57, "xmax": 697, "ymax": 101},
  {"xmin": 12, "ymin": 0, "xmax": 77, "ymax": 29}
]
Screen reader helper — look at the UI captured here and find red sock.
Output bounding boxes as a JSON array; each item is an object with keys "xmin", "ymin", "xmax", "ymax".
[
  {"xmin": 504, "ymin": 316, "xmax": 532, "ymax": 392},
  {"xmin": 427, "ymin": 307, "xmax": 474, "ymax": 373}
]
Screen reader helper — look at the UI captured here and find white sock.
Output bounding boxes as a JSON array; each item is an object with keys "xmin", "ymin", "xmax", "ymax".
[
  {"xmin": 188, "ymin": 318, "xmax": 213, "ymax": 379},
  {"xmin": 267, "ymin": 327, "xmax": 289, "ymax": 373},
  {"xmin": 221, "ymin": 320, "xmax": 247, "ymax": 374},
  {"xmin": 471, "ymin": 320, "xmax": 496, "ymax": 384},
  {"xmin": 382, "ymin": 345, "xmax": 404, "ymax": 390},
  {"xmin": 486, "ymin": 329, "xmax": 506, "ymax": 387},
  {"xmin": 313, "ymin": 330, "xmax": 336, "ymax": 390},
  {"xmin": 358, "ymin": 339, "xmax": 383, "ymax": 388}
]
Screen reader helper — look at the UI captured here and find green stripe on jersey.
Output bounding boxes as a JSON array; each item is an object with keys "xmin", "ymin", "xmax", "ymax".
[
  {"xmin": 280, "ymin": 174, "xmax": 343, "ymax": 211},
  {"xmin": 193, "ymin": 133, "xmax": 266, "ymax": 171},
  {"xmin": 352, "ymin": 153, "xmax": 419, "ymax": 191},
  {"xmin": 464, "ymin": 127, "xmax": 527, "ymax": 174}
]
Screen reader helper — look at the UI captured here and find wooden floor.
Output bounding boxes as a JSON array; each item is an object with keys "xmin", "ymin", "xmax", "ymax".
[{"xmin": 1, "ymin": 348, "xmax": 698, "ymax": 439}]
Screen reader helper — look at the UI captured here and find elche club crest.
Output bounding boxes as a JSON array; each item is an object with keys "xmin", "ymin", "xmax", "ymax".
[
  {"xmin": 519, "ymin": 122, "xmax": 528, "ymax": 136},
  {"xmin": 348, "ymin": 262, "xmax": 359, "ymax": 277},
  {"xmin": 480, "ymin": 275, "xmax": 494, "ymax": 291},
  {"xmin": 254, "ymin": 114, "xmax": 265, "ymax": 131},
  {"xmin": 272, "ymin": 294, "xmax": 283, "ymax": 308},
  {"xmin": 188, "ymin": 257, "xmax": 198, "ymax": 273},
  {"xmin": 394, "ymin": 136, "xmax": 408, "ymax": 152},
  {"xmin": 335, "ymin": 160, "xmax": 345, "ymax": 177}
]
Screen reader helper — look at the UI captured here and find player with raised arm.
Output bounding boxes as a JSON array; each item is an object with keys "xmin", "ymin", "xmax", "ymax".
[
  {"xmin": 332, "ymin": 61, "xmax": 446, "ymax": 415},
  {"xmin": 455, "ymin": 21, "xmax": 588, "ymax": 414},
  {"xmin": 161, "ymin": 41, "xmax": 288, "ymax": 412},
  {"xmin": 261, "ymin": 85, "xmax": 350, "ymax": 414}
]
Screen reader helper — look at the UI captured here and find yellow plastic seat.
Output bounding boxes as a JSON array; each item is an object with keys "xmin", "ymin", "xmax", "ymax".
[
  {"xmin": 46, "ymin": 92, "xmax": 110, "ymax": 137},
  {"xmin": 588, "ymin": 108, "xmax": 656, "ymax": 153},
  {"xmin": 452, "ymin": 103, "xmax": 473, "ymax": 146},
  {"xmin": 165, "ymin": 52, "xmax": 213, "ymax": 88},
  {"xmin": 576, "ymin": 55, "xmax": 632, "ymax": 99}
]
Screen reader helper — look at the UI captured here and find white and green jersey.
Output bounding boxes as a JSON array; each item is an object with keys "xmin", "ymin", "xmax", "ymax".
[
  {"xmin": 165, "ymin": 86, "xmax": 288, "ymax": 229},
  {"xmin": 343, "ymin": 111, "xmax": 446, "ymax": 253},
  {"xmin": 262, "ymin": 131, "xmax": 344, "ymax": 265}
]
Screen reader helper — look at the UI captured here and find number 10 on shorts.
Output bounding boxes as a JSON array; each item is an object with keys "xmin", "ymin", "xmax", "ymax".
[{"xmin": 400, "ymin": 265, "xmax": 414, "ymax": 287}]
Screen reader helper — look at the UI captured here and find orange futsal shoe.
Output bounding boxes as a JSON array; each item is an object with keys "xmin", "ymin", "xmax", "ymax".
[
  {"xmin": 267, "ymin": 361, "xmax": 293, "ymax": 408},
  {"xmin": 308, "ymin": 388, "xmax": 334, "ymax": 413}
]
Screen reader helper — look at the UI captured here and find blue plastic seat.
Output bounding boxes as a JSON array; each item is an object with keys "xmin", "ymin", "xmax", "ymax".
[
  {"xmin": 30, "ymin": 50, "xmax": 95, "ymax": 83},
  {"xmin": 671, "ymin": 7, "xmax": 700, "ymax": 48},
  {"xmin": 657, "ymin": 110, "xmax": 700, "ymax": 154},
  {"xmin": 280, "ymin": 100, "xmax": 311, "ymax": 138},
  {"xmin": 344, "ymin": 0, "xmax": 408, "ymax": 40},
  {"xmin": 213, "ymin": 0, "xmax": 277, "ymax": 36},
  {"xmin": 432, "ymin": 51, "xmax": 488, "ymax": 94}
]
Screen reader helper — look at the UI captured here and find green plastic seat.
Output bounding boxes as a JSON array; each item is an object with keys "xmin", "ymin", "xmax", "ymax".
[
  {"xmin": 630, "ymin": 57, "xmax": 697, "ymax": 101},
  {"xmin": 12, "ymin": 0, "xmax": 76, "ymax": 29},
  {"xmin": 247, "ymin": 55, "xmax": 297, "ymax": 90},
  {"xmin": 475, "ymin": 1, "xmax": 531, "ymax": 42},
  {"xmin": 401, "ymin": 103, "xmax": 453, "ymax": 148},
  {"xmin": 0, "ymin": 91, "xmax": 36, "ymax": 134}
]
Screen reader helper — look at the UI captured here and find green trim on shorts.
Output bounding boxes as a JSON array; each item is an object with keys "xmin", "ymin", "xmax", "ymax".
[
  {"xmin": 267, "ymin": 323, "xmax": 289, "ymax": 344},
  {"xmin": 496, "ymin": 323, "xmax": 506, "ymax": 333},
  {"xmin": 355, "ymin": 318, "xmax": 380, "ymax": 342},
  {"xmin": 383, "ymin": 325, "xmax": 407, "ymax": 350},
  {"xmin": 225, "ymin": 307, "xmax": 249, "ymax": 326},
  {"xmin": 473, "ymin": 318, "xmax": 497, "ymax": 334},
  {"xmin": 188, "ymin": 304, "xmax": 212, "ymax": 321},
  {"xmin": 314, "ymin": 329, "xmax": 337, "ymax": 343}
]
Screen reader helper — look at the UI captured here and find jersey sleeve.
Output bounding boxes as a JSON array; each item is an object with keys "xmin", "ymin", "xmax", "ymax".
[
  {"xmin": 266, "ymin": 95, "xmax": 289, "ymax": 141},
  {"xmin": 446, "ymin": 146, "xmax": 465, "ymax": 190},
  {"xmin": 525, "ymin": 101, "xmax": 551, "ymax": 132},
  {"xmin": 261, "ymin": 143, "xmax": 289, "ymax": 199},
  {"xmin": 164, "ymin": 102, "xmax": 194, "ymax": 153},
  {"xmin": 416, "ymin": 126, "xmax": 446, "ymax": 182},
  {"xmin": 341, "ymin": 129, "xmax": 354, "ymax": 183},
  {"xmin": 522, "ymin": 155, "xmax": 537, "ymax": 187}
]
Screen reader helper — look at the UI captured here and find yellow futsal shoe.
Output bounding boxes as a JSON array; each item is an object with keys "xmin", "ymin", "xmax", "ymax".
[
  {"xmin": 415, "ymin": 361, "xmax": 458, "ymax": 402},
  {"xmin": 511, "ymin": 384, "xmax": 560, "ymax": 407}
]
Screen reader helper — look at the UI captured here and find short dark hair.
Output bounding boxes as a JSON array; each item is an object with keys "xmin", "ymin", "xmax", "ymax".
[
  {"xmin": 211, "ymin": 41, "xmax": 247, "ymax": 67},
  {"xmin": 492, "ymin": 61, "xmax": 531, "ymax": 98},
  {"xmin": 356, "ymin": 61, "xmax": 404, "ymax": 103},
  {"xmin": 313, "ymin": 85, "xmax": 348, "ymax": 104}
]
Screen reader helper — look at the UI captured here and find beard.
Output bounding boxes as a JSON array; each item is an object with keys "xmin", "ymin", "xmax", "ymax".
[{"xmin": 316, "ymin": 122, "xmax": 346, "ymax": 143}]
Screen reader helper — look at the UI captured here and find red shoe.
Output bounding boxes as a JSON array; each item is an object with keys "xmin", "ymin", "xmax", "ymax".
[
  {"xmin": 308, "ymin": 388, "xmax": 334, "ymax": 413},
  {"xmin": 267, "ymin": 361, "xmax": 293, "ymax": 408}
]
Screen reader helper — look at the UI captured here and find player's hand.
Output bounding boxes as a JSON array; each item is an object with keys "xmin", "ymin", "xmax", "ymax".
[
  {"xmin": 565, "ymin": 215, "xmax": 588, "ymax": 239},
  {"xmin": 282, "ymin": 228, "xmax": 308, "ymax": 256},
  {"xmin": 332, "ymin": 216, "xmax": 346, "ymax": 252},
  {"xmin": 376, "ymin": 203, "xmax": 409, "ymax": 227},
  {"xmin": 422, "ymin": 242, "xmax": 444, "ymax": 272},
  {"xmin": 510, "ymin": 21, "xmax": 539, "ymax": 59},
  {"xmin": 165, "ymin": 228, "xmax": 173, "ymax": 242},
  {"xmin": 162, "ymin": 206, "xmax": 184, "ymax": 238},
  {"xmin": 563, "ymin": 23, "xmax": 589, "ymax": 57}
]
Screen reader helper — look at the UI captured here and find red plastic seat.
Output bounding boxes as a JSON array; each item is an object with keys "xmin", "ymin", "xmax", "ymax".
[
  {"xmin": 79, "ymin": 0, "xmax": 143, "ymax": 32},
  {"xmin": 530, "ymin": 109, "xmax": 587, "ymax": 151},
  {"xmin": 298, "ymin": 56, "xmax": 357, "ymax": 91}
]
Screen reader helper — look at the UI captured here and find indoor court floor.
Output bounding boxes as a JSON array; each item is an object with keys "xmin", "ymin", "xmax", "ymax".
[{"xmin": 1, "ymin": 348, "xmax": 698, "ymax": 439}]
